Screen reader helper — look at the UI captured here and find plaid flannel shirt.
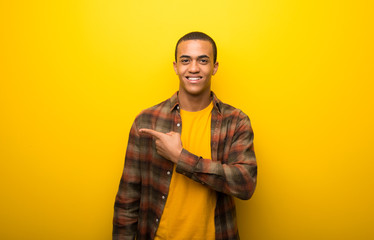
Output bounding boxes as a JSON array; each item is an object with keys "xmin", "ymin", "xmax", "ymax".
[{"xmin": 113, "ymin": 92, "xmax": 257, "ymax": 240}]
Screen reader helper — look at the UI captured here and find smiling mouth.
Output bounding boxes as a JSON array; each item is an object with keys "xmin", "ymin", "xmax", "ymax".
[{"xmin": 186, "ymin": 76, "xmax": 202, "ymax": 82}]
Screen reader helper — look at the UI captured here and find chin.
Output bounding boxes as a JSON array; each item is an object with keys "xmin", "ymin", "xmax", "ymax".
[
  {"xmin": 180, "ymin": 80, "xmax": 211, "ymax": 96},
  {"xmin": 183, "ymin": 87, "xmax": 210, "ymax": 97}
]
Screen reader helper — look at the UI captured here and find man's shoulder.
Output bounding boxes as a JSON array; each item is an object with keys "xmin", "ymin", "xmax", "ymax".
[
  {"xmin": 140, "ymin": 96, "xmax": 173, "ymax": 115},
  {"xmin": 133, "ymin": 95, "xmax": 174, "ymax": 126},
  {"xmin": 216, "ymin": 98, "xmax": 250, "ymax": 121},
  {"xmin": 216, "ymin": 100, "xmax": 253, "ymax": 133}
]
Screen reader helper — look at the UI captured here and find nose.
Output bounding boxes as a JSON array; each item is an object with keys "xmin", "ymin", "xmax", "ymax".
[{"xmin": 188, "ymin": 60, "xmax": 200, "ymax": 73}]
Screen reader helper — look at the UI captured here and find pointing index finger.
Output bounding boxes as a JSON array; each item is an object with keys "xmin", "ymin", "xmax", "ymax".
[{"xmin": 139, "ymin": 128, "xmax": 164, "ymax": 139}]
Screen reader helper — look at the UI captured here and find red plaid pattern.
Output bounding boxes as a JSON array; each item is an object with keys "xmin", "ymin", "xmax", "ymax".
[{"xmin": 113, "ymin": 92, "xmax": 257, "ymax": 240}]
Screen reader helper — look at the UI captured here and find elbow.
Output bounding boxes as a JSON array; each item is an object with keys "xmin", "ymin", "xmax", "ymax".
[
  {"xmin": 237, "ymin": 179, "xmax": 257, "ymax": 200},
  {"xmin": 238, "ymin": 193, "xmax": 251, "ymax": 201},
  {"xmin": 237, "ymin": 189, "xmax": 255, "ymax": 200}
]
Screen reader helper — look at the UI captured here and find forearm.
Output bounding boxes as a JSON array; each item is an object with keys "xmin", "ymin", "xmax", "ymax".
[
  {"xmin": 113, "ymin": 121, "xmax": 141, "ymax": 239},
  {"xmin": 175, "ymin": 115, "xmax": 257, "ymax": 200},
  {"xmin": 176, "ymin": 148, "xmax": 257, "ymax": 200},
  {"xmin": 113, "ymin": 176, "xmax": 141, "ymax": 239},
  {"xmin": 113, "ymin": 205, "xmax": 138, "ymax": 240}
]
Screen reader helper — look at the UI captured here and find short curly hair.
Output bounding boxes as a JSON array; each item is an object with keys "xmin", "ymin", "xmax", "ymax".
[{"xmin": 175, "ymin": 31, "xmax": 217, "ymax": 63}]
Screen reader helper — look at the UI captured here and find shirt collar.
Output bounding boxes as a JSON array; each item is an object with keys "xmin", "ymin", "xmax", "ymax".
[{"xmin": 169, "ymin": 91, "xmax": 223, "ymax": 115}]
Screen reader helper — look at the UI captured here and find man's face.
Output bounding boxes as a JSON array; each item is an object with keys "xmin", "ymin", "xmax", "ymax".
[{"xmin": 173, "ymin": 40, "xmax": 218, "ymax": 97}]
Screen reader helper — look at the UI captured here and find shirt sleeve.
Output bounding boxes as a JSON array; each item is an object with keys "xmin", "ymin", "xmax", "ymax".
[
  {"xmin": 113, "ymin": 121, "xmax": 141, "ymax": 240},
  {"xmin": 175, "ymin": 113, "xmax": 257, "ymax": 200}
]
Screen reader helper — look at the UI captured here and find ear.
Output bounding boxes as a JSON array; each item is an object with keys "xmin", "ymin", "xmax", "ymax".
[
  {"xmin": 212, "ymin": 62, "xmax": 219, "ymax": 75},
  {"xmin": 173, "ymin": 61, "xmax": 178, "ymax": 75}
]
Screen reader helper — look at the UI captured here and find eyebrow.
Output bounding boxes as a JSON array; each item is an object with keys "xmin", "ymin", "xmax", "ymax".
[{"xmin": 179, "ymin": 55, "xmax": 210, "ymax": 59}]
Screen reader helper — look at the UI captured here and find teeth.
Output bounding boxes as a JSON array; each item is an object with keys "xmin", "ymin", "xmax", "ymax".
[{"xmin": 188, "ymin": 77, "xmax": 200, "ymax": 80}]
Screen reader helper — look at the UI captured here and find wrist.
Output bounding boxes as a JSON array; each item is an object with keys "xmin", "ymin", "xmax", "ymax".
[{"xmin": 173, "ymin": 148, "xmax": 183, "ymax": 163}]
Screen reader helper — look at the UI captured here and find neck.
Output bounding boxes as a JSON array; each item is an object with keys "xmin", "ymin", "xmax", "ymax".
[{"xmin": 178, "ymin": 89, "xmax": 211, "ymax": 112}]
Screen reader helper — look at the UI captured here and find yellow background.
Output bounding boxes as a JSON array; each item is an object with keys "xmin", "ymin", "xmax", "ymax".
[{"xmin": 1, "ymin": 0, "xmax": 373, "ymax": 239}]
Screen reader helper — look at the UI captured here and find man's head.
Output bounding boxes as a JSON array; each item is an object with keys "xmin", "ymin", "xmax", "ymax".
[
  {"xmin": 175, "ymin": 32, "xmax": 217, "ymax": 64},
  {"xmin": 173, "ymin": 32, "xmax": 219, "ymax": 98}
]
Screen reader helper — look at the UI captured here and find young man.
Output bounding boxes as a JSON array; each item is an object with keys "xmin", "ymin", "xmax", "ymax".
[{"xmin": 113, "ymin": 32, "xmax": 257, "ymax": 240}]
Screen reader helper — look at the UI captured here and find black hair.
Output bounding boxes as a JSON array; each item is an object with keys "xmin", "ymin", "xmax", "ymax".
[{"xmin": 175, "ymin": 31, "xmax": 217, "ymax": 63}]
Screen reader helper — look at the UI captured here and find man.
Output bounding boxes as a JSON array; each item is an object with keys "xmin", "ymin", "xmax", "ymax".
[{"xmin": 113, "ymin": 31, "xmax": 257, "ymax": 240}]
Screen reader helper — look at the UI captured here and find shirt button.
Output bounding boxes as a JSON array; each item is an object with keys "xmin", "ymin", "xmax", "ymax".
[
  {"xmin": 167, "ymin": 171, "xmax": 171, "ymax": 175},
  {"xmin": 177, "ymin": 106, "xmax": 180, "ymax": 110},
  {"xmin": 176, "ymin": 123, "xmax": 181, "ymax": 127},
  {"xmin": 162, "ymin": 195, "xmax": 165, "ymax": 200},
  {"xmin": 156, "ymin": 218, "xmax": 159, "ymax": 222}
]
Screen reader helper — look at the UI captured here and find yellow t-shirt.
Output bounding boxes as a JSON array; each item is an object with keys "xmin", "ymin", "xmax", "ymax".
[{"xmin": 155, "ymin": 101, "xmax": 216, "ymax": 240}]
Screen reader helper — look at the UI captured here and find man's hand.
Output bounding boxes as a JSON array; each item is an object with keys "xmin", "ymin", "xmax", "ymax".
[{"xmin": 139, "ymin": 129, "xmax": 182, "ymax": 164}]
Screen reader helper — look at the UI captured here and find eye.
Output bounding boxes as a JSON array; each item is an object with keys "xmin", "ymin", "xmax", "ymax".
[
  {"xmin": 180, "ymin": 59, "xmax": 190, "ymax": 64},
  {"xmin": 200, "ymin": 59, "xmax": 209, "ymax": 64}
]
